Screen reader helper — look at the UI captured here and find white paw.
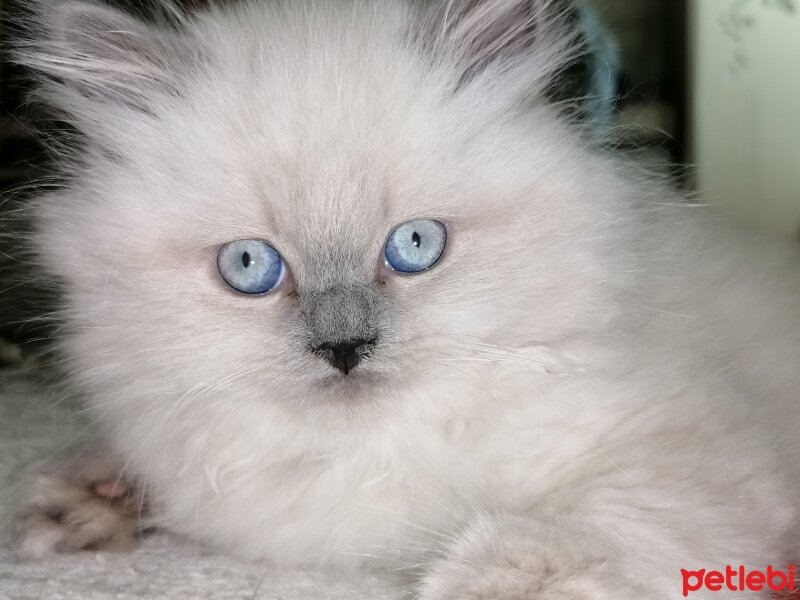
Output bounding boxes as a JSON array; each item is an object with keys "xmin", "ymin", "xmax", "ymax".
[
  {"xmin": 416, "ymin": 516, "xmax": 647, "ymax": 600},
  {"xmin": 418, "ymin": 553, "xmax": 562, "ymax": 600},
  {"xmin": 418, "ymin": 557, "xmax": 628, "ymax": 600},
  {"xmin": 11, "ymin": 445, "xmax": 147, "ymax": 559}
]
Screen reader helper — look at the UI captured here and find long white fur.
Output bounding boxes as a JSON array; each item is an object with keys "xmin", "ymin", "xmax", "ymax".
[{"xmin": 11, "ymin": 1, "xmax": 800, "ymax": 598}]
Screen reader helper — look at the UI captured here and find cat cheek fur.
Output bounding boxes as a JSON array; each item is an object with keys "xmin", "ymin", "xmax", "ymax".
[{"xmin": 13, "ymin": 0, "xmax": 800, "ymax": 597}]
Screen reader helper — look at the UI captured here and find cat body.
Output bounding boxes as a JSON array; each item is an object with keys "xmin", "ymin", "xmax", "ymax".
[{"xmin": 11, "ymin": 1, "xmax": 800, "ymax": 598}]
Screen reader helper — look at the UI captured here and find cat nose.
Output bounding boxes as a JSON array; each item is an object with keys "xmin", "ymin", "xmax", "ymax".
[{"xmin": 313, "ymin": 338, "xmax": 374, "ymax": 375}]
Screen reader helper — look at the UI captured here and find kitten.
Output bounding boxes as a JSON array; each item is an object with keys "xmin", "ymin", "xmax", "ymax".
[{"xmin": 10, "ymin": 0, "xmax": 800, "ymax": 598}]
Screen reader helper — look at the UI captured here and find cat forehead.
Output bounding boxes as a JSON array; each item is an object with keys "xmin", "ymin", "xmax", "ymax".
[
  {"xmin": 151, "ymin": 115, "xmax": 435, "ymax": 259},
  {"xmin": 120, "ymin": 67, "xmax": 458, "ymax": 268},
  {"xmin": 159, "ymin": 81, "xmax": 451, "ymax": 248}
]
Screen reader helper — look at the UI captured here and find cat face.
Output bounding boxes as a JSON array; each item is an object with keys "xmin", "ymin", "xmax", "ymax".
[{"xmin": 24, "ymin": 0, "xmax": 639, "ymax": 418}]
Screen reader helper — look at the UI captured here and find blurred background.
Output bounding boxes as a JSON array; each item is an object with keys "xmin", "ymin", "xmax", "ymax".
[{"xmin": 0, "ymin": 0, "xmax": 798, "ymax": 360}]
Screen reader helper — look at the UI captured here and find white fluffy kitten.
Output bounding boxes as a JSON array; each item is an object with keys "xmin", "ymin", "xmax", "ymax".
[{"xmin": 11, "ymin": 0, "xmax": 800, "ymax": 598}]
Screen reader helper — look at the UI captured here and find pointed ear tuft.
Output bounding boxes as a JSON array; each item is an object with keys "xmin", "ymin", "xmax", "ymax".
[
  {"xmin": 424, "ymin": 0, "xmax": 588, "ymax": 101},
  {"xmin": 14, "ymin": 0, "xmax": 196, "ymax": 115}
]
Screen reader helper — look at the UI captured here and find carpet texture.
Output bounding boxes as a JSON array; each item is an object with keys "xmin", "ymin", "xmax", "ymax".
[{"xmin": 0, "ymin": 367, "xmax": 400, "ymax": 600}]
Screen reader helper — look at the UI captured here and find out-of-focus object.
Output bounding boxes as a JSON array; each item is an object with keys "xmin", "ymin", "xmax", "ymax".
[
  {"xmin": 587, "ymin": 0, "xmax": 688, "ymax": 171},
  {"xmin": 579, "ymin": 4, "xmax": 622, "ymax": 131},
  {"xmin": 691, "ymin": 0, "xmax": 800, "ymax": 235}
]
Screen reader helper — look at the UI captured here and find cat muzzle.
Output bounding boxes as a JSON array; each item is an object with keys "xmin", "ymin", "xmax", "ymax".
[{"xmin": 301, "ymin": 283, "xmax": 381, "ymax": 374}]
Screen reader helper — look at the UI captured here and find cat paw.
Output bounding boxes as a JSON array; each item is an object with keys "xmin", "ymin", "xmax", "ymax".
[
  {"xmin": 417, "ymin": 558, "xmax": 622, "ymax": 600},
  {"xmin": 416, "ymin": 516, "xmax": 644, "ymax": 600},
  {"xmin": 418, "ymin": 554, "xmax": 561, "ymax": 600},
  {"xmin": 11, "ymin": 445, "xmax": 148, "ymax": 559}
]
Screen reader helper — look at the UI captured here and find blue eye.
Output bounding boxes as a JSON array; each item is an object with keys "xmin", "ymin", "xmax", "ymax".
[
  {"xmin": 384, "ymin": 219, "xmax": 447, "ymax": 273},
  {"xmin": 217, "ymin": 240, "xmax": 286, "ymax": 294}
]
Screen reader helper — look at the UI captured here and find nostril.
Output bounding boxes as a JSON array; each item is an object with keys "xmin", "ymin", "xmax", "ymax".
[{"xmin": 313, "ymin": 338, "xmax": 375, "ymax": 375}]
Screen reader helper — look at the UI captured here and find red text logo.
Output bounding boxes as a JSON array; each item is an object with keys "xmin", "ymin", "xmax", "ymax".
[{"xmin": 681, "ymin": 565, "xmax": 797, "ymax": 596}]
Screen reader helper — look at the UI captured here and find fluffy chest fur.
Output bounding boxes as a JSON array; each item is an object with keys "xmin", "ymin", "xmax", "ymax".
[{"xmin": 131, "ymin": 364, "xmax": 618, "ymax": 566}]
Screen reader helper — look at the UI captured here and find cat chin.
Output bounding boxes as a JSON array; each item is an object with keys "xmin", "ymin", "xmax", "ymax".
[
  {"xmin": 289, "ymin": 354, "xmax": 402, "ymax": 397},
  {"xmin": 309, "ymin": 373, "xmax": 385, "ymax": 400}
]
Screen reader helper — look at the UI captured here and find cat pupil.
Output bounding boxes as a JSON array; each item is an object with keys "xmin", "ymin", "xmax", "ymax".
[
  {"xmin": 412, "ymin": 232, "xmax": 421, "ymax": 248},
  {"xmin": 241, "ymin": 252, "xmax": 251, "ymax": 268}
]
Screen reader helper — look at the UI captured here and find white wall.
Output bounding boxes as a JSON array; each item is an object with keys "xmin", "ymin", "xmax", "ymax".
[{"xmin": 692, "ymin": 0, "xmax": 800, "ymax": 235}]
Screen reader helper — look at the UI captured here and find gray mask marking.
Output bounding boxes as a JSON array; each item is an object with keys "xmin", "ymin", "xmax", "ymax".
[{"xmin": 301, "ymin": 283, "xmax": 381, "ymax": 349}]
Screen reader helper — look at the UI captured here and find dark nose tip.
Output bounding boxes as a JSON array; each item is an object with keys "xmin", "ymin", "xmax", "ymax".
[{"xmin": 314, "ymin": 338, "xmax": 374, "ymax": 375}]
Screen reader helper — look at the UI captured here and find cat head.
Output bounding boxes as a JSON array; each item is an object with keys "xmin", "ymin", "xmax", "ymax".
[{"xmin": 18, "ymin": 0, "xmax": 643, "ymax": 424}]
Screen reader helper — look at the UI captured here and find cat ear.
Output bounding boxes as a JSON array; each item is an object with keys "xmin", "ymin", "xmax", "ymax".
[
  {"xmin": 425, "ymin": 0, "xmax": 586, "ymax": 100},
  {"xmin": 16, "ymin": 0, "xmax": 196, "ymax": 115}
]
